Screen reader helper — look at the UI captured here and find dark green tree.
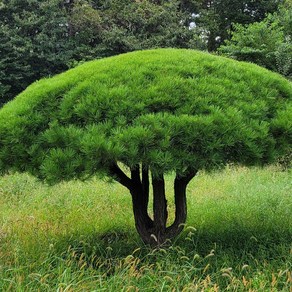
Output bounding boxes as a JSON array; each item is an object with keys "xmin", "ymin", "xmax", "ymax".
[
  {"xmin": 0, "ymin": 49, "xmax": 291, "ymax": 245},
  {"xmin": 0, "ymin": 0, "xmax": 75, "ymax": 104},
  {"xmin": 188, "ymin": 0, "xmax": 282, "ymax": 51},
  {"xmin": 64, "ymin": 0, "xmax": 104, "ymax": 63},
  {"xmin": 0, "ymin": 0, "xmax": 196, "ymax": 105},
  {"xmin": 218, "ymin": 4, "xmax": 292, "ymax": 77},
  {"xmin": 91, "ymin": 0, "xmax": 195, "ymax": 55}
]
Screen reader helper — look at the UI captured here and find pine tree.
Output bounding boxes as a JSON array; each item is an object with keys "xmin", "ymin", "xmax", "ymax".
[{"xmin": 0, "ymin": 49, "xmax": 291, "ymax": 245}]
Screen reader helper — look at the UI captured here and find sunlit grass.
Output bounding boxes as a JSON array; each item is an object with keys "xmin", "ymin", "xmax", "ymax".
[{"xmin": 0, "ymin": 165, "xmax": 291, "ymax": 291}]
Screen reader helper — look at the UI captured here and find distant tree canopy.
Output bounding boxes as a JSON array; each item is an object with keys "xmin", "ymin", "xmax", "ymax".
[
  {"xmin": 0, "ymin": 0, "xmax": 74, "ymax": 104},
  {"xmin": 0, "ymin": 0, "xmax": 283, "ymax": 104},
  {"xmin": 0, "ymin": 49, "xmax": 291, "ymax": 245},
  {"xmin": 0, "ymin": 0, "xmax": 193, "ymax": 104},
  {"xmin": 219, "ymin": 2, "xmax": 292, "ymax": 77},
  {"xmin": 180, "ymin": 0, "xmax": 282, "ymax": 51}
]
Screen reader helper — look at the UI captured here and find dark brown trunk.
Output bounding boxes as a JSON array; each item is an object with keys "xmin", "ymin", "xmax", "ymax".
[
  {"xmin": 167, "ymin": 170, "xmax": 197, "ymax": 239},
  {"xmin": 130, "ymin": 186, "xmax": 153, "ymax": 244},
  {"xmin": 166, "ymin": 175, "xmax": 188, "ymax": 238},
  {"xmin": 130, "ymin": 165, "xmax": 153, "ymax": 244},
  {"xmin": 152, "ymin": 174, "xmax": 168, "ymax": 245},
  {"xmin": 109, "ymin": 162, "xmax": 197, "ymax": 246},
  {"xmin": 142, "ymin": 165, "xmax": 150, "ymax": 214}
]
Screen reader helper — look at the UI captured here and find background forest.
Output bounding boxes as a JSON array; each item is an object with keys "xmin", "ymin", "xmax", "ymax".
[{"xmin": 0, "ymin": 0, "xmax": 291, "ymax": 105}]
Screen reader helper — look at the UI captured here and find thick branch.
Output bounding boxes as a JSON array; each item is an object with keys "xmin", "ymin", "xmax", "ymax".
[
  {"xmin": 166, "ymin": 169, "xmax": 197, "ymax": 239},
  {"xmin": 142, "ymin": 165, "xmax": 149, "ymax": 208},
  {"xmin": 130, "ymin": 167, "xmax": 153, "ymax": 243},
  {"xmin": 108, "ymin": 163, "xmax": 133, "ymax": 190},
  {"xmin": 176, "ymin": 168, "xmax": 198, "ymax": 186},
  {"xmin": 152, "ymin": 174, "xmax": 168, "ymax": 233},
  {"xmin": 131, "ymin": 164, "xmax": 141, "ymax": 185}
]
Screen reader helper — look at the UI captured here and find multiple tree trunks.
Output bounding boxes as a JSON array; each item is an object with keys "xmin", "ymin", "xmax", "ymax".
[{"xmin": 109, "ymin": 163, "xmax": 197, "ymax": 246}]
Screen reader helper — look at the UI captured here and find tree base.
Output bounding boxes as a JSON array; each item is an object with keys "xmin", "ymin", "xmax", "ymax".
[{"xmin": 109, "ymin": 163, "xmax": 197, "ymax": 247}]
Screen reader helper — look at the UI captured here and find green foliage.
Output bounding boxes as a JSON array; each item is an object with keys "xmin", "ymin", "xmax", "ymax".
[
  {"xmin": 219, "ymin": 15, "xmax": 283, "ymax": 68},
  {"xmin": 0, "ymin": 0, "xmax": 75, "ymax": 104},
  {"xmin": 0, "ymin": 0, "xmax": 283, "ymax": 104},
  {"xmin": 0, "ymin": 166, "xmax": 291, "ymax": 290},
  {"xmin": 93, "ymin": 0, "xmax": 194, "ymax": 54},
  {"xmin": 187, "ymin": 0, "xmax": 281, "ymax": 51},
  {"xmin": 0, "ymin": 49, "xmax": 291, "ymax": 184},
  {"xmin": 275, "ymin": 38, "xmax": 292, "ymax": 77},
  {"xmin": 219, "ymin": 6, "xmax": 292, "ymax": 77},
  {"xmin": 0, "ymin": 0, "xmax": 197, "ymax": 104}
]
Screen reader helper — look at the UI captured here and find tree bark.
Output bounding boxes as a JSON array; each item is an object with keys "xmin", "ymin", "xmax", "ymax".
[
  {"xmin": 130, "ymin": 165, "xmax": 153, "ymax": 244},
  {"xmin": 166, "ymin": 170, "xmax": 197, "ymax": 239},
  {"xmin": 152, "ymin": 174, "xmax": 168, "ymax": 245},
  {"xmin": 142, "ymin": 166, "xmax": 149, "ymax": 209},
  {"xmin": 108, "ymin": 162, "xmax": 197, "ymax": 246}
]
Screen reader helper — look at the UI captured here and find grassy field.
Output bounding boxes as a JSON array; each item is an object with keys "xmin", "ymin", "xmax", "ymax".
[{"xmin": 0, "ymin": 165, "xmax": 291, "ymax": 291}]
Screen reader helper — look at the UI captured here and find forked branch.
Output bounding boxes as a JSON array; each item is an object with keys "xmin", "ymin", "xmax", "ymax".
[
  {"xmin": 166, "ymin": 169, "xmax": 197, "ymax": 239},
  {"xmin": 108, "ymin": 163, "xmax": 133, "ymax": 190}
]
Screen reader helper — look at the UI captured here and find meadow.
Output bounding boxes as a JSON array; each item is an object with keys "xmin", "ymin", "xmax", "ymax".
[{"xmin": 0, "ymin": 165, "xmax": 291, "ymax": 291}]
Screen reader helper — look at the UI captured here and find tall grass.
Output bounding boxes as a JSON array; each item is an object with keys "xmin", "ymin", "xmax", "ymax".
[{"xmin": 0, "ymin": 165, "xmax": 291, "ymax": 291}]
